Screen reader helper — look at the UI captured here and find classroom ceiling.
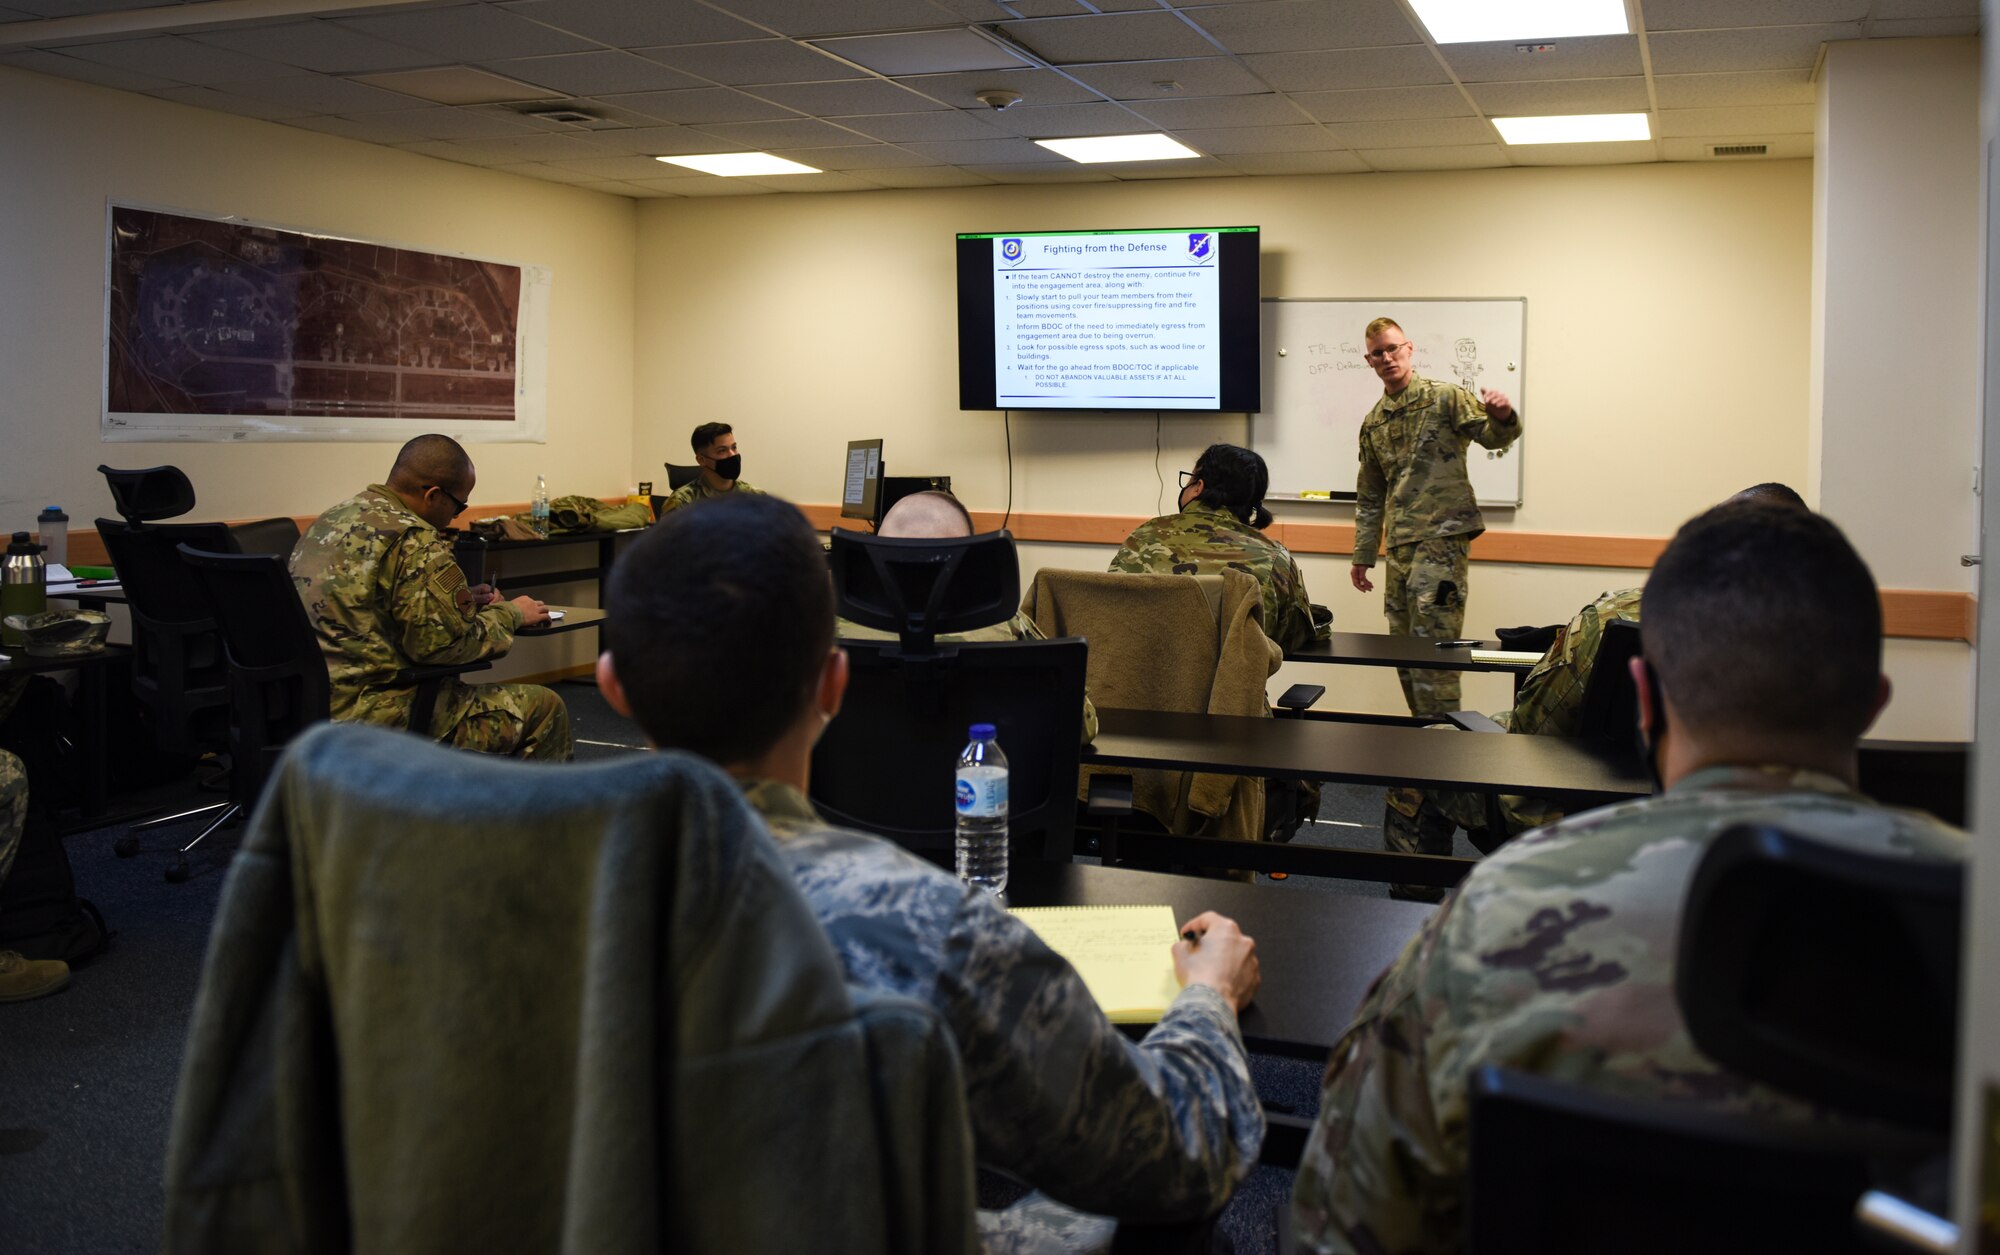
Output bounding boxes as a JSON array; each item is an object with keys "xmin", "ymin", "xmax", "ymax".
[{"xmin": 0, "ymin": 0, "xmax": 1979, "ymax": 197}]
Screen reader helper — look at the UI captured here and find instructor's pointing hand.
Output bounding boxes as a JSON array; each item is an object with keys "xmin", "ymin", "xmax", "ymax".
[
  {"xmin": 1350, "ymin": 564, "xmax": 1374, "ymax": 594},
  {"xmin": 1479, "ymin": 389, "xmax": 1515, "ymax": 422}
]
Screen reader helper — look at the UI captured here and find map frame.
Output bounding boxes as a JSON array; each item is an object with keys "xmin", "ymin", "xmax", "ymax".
[{"xmin": 102, "ymin": 200, "xmax": 550, "ymax": 444}]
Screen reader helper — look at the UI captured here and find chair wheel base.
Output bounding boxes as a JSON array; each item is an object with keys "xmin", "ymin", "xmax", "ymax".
[
  {"xmin": 114, "ymin": 835, "xmax": 140, "ymax": 858},
  {"xmin": 165, "ymin": 860, "xmax": 189, "ymax": 884}
]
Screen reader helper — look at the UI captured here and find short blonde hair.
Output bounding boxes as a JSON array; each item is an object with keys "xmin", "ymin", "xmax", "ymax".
[{"xmin": 1364, "ymin": 317, "xmax": 1404, "ymax": 340}]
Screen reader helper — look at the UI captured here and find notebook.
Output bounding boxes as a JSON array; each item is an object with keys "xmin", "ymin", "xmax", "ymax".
[
  {"xmin": 1009, "ymin": 904, "xmax": 1182, "ymax": 1024},
  {"xmin": 1470, "ymin": 648, "xmax": 1544, "ymax": 665}
]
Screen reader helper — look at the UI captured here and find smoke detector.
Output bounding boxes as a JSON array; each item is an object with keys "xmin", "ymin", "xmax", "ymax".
[{"xmin": 975, "ymin": 88, "xmax": 1023, "ymax": 111}]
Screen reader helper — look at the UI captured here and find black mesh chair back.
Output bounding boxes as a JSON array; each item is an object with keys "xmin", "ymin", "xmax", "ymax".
[
  {"xmin": 97, "ymin": 518, "xmax": 235, "ymax": 755},
  {"xmin": 1677, "ymin": 823, "xmax": 1963, "ymax": 1130},
  {"xmin": 1570, "ymin": 617, "xmax": 1643, "ymax": 745},
  {"xmin": 665, "ymin": 462, "xmax": 701, "ymax": 491},
  {"xmin": 178, "ymin": 545, "xmax": 330, "ymax": 806},
  {"xmin": 1467, "ymin": 1065, "xmax": 1939, "ymax": 1255},
  {"xmin": 1857, "ymin": 741, "xmax": 1970, "ymax": 827},
  {"xmin": 226, "ymin": 516, "xmax": 303, "ymax": 558},
  {"xmin": 828, "ymin": 529, "xmax": 1020, "ymax": 648},
  {"xmin": 99, "ymin": 463, "xmax": 197, "ymax": 523}
]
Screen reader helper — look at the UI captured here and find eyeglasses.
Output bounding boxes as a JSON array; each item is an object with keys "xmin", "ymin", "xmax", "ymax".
[
  {"xmin": 431, "ymin": 485, "xmax": 469, "ymax": 516},
  {"xmin": 1178, "ymin": 470, "xmax": 1197, "ymax": 489},
  {"xmin": 1363, "ymin": 341, "xmax": 1411, "ymax": 363}
]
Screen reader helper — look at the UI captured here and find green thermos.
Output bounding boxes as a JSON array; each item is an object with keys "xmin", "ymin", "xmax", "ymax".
[{"xmin": 2, "ymin": 531, "xmax": 46, "ymax": 647}]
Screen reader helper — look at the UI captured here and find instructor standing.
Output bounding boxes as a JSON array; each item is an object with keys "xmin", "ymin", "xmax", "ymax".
[{"xmin": 1349, "ymin": 317, "xmax": 1521, "ymax": 717}]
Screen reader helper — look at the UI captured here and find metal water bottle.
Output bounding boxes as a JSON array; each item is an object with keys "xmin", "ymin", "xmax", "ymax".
[{"xmin": 2, "ymin": 532, "xmax": 47, "ymax": 647}]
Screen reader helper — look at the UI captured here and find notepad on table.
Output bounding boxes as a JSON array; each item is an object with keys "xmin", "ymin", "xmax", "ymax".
[
  {"xmin": 1470, "ymin": 648, "xmax": 1544, "ymax": 665},
  {"xmin": 1009, "ymin": 904, "xmax": 1182, "ymax": 1024}
]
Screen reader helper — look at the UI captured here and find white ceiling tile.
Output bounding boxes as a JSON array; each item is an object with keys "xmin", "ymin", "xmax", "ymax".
[
  {"xmin": 579, "ymin": 125, "xmax": 737, "ymax": 156},
  {"xmin": 597, "ymin": 87, "xmax": 799, "ymax": 124},
  {"xmin": 637, "ymin": 39, "xmax": 866, "ymax": 85},
  {"xmin": 1063, "ymin": 57, "xmax": 1269, "ymax": 99},
  {"xmin": 958, "ymin": 162, "xmax": 1118, "ymax": 181},
  {"xmin": 487, "ymin": 161, "xmax": 607, "ymax": 184},
  {"xmin": 372, "ymin": 107, "xmax": 545, "ymax": 140},
  {"xmin": 997, "ymin": 12, "xmax": 1222, "ymax": 63},
  {"xmin": 499, "ymin": 0, "xmax": 767, "ymax": 48},
  {"xmin": 1291, "ymin": 84, "xmax": 1474, "ymax": 123},
  {"xmin": 545, "ymin": 153, "xmax": 684, "ymax": 179},
  {"xmin": 929, "ymin": 0, "xmax": 1022, "ymax": 19},
  {"xmin": 421, "ymin": 133, "xmax": 621, "ymax": 162},
  {"xmin": 226, "ymin": 72, "xmax": 426, "ymax": 114},
  {"xmin": 1869, "ymin": 16, "xmax": 1981, "ymax": 34},
  {"xmin": 1355, "ymin": 143, "xmax": 1508, "ymax": 170},
  {"xmin": 1327, "ymin": 116, "xmax": 1496, "ymax": 147},
  {"xmin": 902, "ymin": 135, "xmax": 1064, "ymax": 162},
  {"xmin": 1662, "ymin": 135, "xmax": 1815, "ymax": 160},
  {"xmin": 1869, "ymin": 0, "xmax": 1979, "ymax": 16},
  {"xmin": 186, "ymin": 21, "xmax": 437, "ymax": 76},
  {"xmin": 147, "ymin": 83, "xmax": 313, "ymax": 120},
  {"xmin": 1642, "ymin": 0, "xmax": 1867, "ymax": 30},
  {"xmin": 979, "ymin": 100, "xmax": 1154, "ymax": 136},
  {"xmin": 1240, "ymin": 46, "xmax": 1450, "ymax": 91},
  {"xmin": 1647, "ymin": 25, "xmax": 1860, "ymax": 74},
  {"xmin": 1656, "ymin": 103, "xmax": 1814, "ymax": 137},
  {"xmin": 706, "ymin": 0, "xmax": 969, "ymax": 37},
  {"xmin": 1440, "ymin": 35, "xmax": 1643, "ymax": 83},
  {"xmin": 856, "ymin": 163, "xmax": 996, "ymax": 185},
  {"xmin": 483, "ymin": 52, "xmax": 705, "ymax": 97},
  {"xmin": 1127, "ymin": 92, "xmax": 1307, "ymax": 129},
  {"xmin": 1652, "ymin": 70, "xmax": 1815, "ymax": 109},
  {"xmin": 839, "ymin": 109, "xmax": 1013, "ymax": 141},
  {"xmin": 338, "ymin": 5, "xmax": 597, "ymax": 62},
  {"xmin": 687, "ymin": 115, "xmax": 871, "ymax": 148},
  {"xmin": 1503, "ymin": 138, "xmax": 1657, "ymax": 165},
  {"xmin": 55, "ymin": 35, "xmax": 282, "ymax": 85},
  {"xmin": 285, "ymin": 113, "xmax": 432, "ymax": 144},
  {"xmin": 749, "ymin": 77, "xmax": 947, "ymax": 115},
  {"xmin": 0, "ymin": 47, "xmax": 177, "ymax": 91},
  {"xmin": 810, "ymin": 28, "xmax": 1031, "ymax": 75},
  {"xmin": 766, "ymin": 143, "xmax": 940, "ymax": 168},
  {"xmin": 747, "ymin": 170, "xmax": 881, "ymax": 191},
  {"xmin": 859, "ymin": 165, "xmax": 998, "ymax": 186},
  {"xmin": 1466, "ymin": 76, "xmax": 1649, "ymax": 114},
  {"xmin": 893, "ymin": 67, "xmax": 1104, "ymax": 108},
  {"xmin": 625, "ymin": 174, "xmax": 778, "ymax": 195},
  {"xmin": 1182, "ymin": 0, "xmax": 1421, "ymax": 53},
  {"xmin": 1174, "ymin": 122, "xmax": 1340, "ymax": 153},
  {"xmin": 1112, "ymin": 155, "xmax": 1243, "ymax": 178},
  {"xmin": 1215, "ymin": 149, "xmax": 1370, "ymax": 174},
  {"xmin": 1005, "ymin": 0, "xmax": 1092, "ymax": 15}
]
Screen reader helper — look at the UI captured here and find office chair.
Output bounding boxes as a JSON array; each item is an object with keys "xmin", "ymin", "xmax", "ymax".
[
  {"xmin": 815, "ymin": 528, "xmax": 1087, "ymax": 865},
  {"xmin": 664, "ymin": 461, "xmax": 701, "ymax": 491},
  {"xmin": 222, "ymin": 515, "xmax": 302, "ymax": 557},
  {"xmin": 163, "ymin": 724, "xmax": 980, "ymax": 1255},
  {"xmin": 170, "ymin": 545, "xmax": 331, "ymax": 882}
]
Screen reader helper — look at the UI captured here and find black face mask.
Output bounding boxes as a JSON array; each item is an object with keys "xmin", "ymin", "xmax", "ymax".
[{"xmin": 712, "ymin": 454, "xmax": 742, "ymax": 481}]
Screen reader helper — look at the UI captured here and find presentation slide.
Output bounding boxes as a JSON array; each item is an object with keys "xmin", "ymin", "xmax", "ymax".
[{"xmin": 992, "ymin": 229, "xmax": 1229, "ymax": 409}]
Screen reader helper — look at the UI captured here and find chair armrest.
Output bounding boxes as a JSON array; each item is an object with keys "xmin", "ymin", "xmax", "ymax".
[
  {"xmin": 1445, "ymin": 710, "xmax": 1506, "ymax": 733},
  {"xmin": 396, "ymin": 661, "xmax": 492, "ymax": 738},
  {"xmin": 1085, "ymin": 773, "xmax": 1135, "ymax": 817}
]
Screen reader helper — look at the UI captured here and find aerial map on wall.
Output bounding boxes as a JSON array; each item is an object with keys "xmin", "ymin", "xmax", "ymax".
[{"xmin": 104, "ymin": 204, "xmax": 548, "ymax": 442}]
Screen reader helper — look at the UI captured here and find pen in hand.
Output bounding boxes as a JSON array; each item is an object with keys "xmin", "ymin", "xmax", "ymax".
[{"xmin": 1181, "ymin": 927, "xmax": 1201, "ymax": 946}]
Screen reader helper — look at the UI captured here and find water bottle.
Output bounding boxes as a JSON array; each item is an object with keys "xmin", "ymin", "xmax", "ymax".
[
  {"xmin": 35, "ymin": 507, "xmax": 67, "ymax": 568},
  {"xmin": 955, "ymin": 722, "xmax": 1009, "ymax": 895},
  {"xmin": 2, "ymin": 532, "xmax": 47, "ymax": 647},
  {"xmin": 531, "ymin": 475, "xmax": 550, "ymax": 538}
]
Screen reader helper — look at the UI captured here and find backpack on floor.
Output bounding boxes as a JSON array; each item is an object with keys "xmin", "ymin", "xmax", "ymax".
[{"xmin": 0, "ymin": 815, "xmax": 109, "ymax": 964}]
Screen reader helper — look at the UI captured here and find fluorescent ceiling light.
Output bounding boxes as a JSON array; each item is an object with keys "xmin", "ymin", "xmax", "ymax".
[
  {"xmin": 656, "ymin": 152, "xmax": 822, "ymax": 176},
  {"xmin": 1494, "ymin": 113, "xmax": 1651, "ymax": 145},
  {"xmin": 1035, "ymin": 133, "xmax": 1200, "ymax": 164},
  {"xmin": 1407, "ymin": 0, "xmax": 1627, "ymax": 44}
]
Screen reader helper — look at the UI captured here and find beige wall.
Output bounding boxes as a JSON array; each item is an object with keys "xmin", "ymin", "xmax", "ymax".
[{"xmin": 0, "ymin": 66, "xmax": 639, "ymax": 537}]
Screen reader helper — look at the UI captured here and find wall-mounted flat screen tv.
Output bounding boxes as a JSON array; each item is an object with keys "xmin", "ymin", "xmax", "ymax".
[{"xmin": 956, "ymin": 226, "xmax": 1261, "ymax": 413}]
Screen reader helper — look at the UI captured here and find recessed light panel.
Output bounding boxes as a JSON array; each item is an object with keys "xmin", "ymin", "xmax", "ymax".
[
  {"xmin": 1035, "ymin": 133, "xmax": 1200, "ymax": 163},
  {"xmin": 1408, "ymin": 0, "xmax": 1627, "ymax": 44},
  {"xmin": 656, "ymin": 152, "xmax": 823, "ymax": 176},
  {"xmin": 1493, "ymin": 113, "xmax": 1650, "ymax": 144}
]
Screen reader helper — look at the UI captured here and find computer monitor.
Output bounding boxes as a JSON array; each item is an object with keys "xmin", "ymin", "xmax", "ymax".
[{"xmin": 841, "ymin": 439, "xmax": 884, "ymax": 522}]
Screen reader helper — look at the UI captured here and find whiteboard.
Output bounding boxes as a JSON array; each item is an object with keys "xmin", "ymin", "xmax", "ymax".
[{"xmin": 1252, "ymin": 298, "xmax": 1525, "ymax": 506}]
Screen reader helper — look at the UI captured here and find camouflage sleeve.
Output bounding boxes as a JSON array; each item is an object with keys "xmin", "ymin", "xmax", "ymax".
[
  {"xmin": 1353, "ymin": 428, "xmax": 1387, "ymax": 568},
  {"xmin": 0, "ymin": 749, "xmax": 25, "ymax": 891},
  {"xmin": 1447, "ymin": 384, "xmax": 1522, "ymax": 452},
  {"xmin": 1265, "ymin": 551, "xmax": 1319, "ymax": 653},
  {"xmin": 946, "ymin": 891, "xmax": 1263, "ymax": 1221},
  {"xmin": 655, "ymin": 483, "xmax": 696, "ymax": 517},
  {"xmin": 1108, "ymin": 521, "xmax": 1164, "ymax": 574},
  {"xmin": 1506, "ymin": 604, "xmax": 1597, "ymax": 738},
  {"xmin": 384, "ymin": 532, "xmax": 522, "ymax": 667},
  {"xmin": 1293, "ymin": 900, "xmax": 1466, "ymax": 1255}
]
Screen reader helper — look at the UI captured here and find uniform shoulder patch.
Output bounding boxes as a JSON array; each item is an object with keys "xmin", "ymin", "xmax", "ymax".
[{"xmin": 426, "ymin": 561, "xmax": 469, "ymax": 610}]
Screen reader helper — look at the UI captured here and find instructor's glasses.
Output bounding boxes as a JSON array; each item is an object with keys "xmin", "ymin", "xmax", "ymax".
[{"xmin": 1363, "ymin": 341, "xmax": 1411, "ymax": 363}]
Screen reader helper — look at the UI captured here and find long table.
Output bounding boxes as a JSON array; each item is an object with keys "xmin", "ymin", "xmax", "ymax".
[
  {"xmin": 1286, "ymin": 631, "xmax": 1537, "ymax": 676},
  {"xmin": 451, "ymin": 528, "xmax": 642, "ymax": 601},
  {"xmin": 1006, "ymin": 859, "xmax": 1432, "ymax": 1059}
]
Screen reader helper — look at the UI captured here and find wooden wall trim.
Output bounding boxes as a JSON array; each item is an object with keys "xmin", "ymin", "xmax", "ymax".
[{"xmin": 65, "ymin": 499, "xmax": 1978, "ymax": 644}]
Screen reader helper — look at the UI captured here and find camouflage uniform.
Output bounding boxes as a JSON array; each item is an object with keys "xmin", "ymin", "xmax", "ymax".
[
  {"xmin": 0, "ymin": 749, "xmax": 23, "ymax": 900},
  {"xmin": 745, "ymin": 780, "xmax": 1263, "ymax": 1248},
  {"xmin": 1293, "ymin": 765, "xmax": 1967, "ymax": 1255},
  {"xmin": 291, "ymin": 485, "xmax": 572, "ymax": 760},
  {"xmin": 1353, "ymin": 375, "xmax": 1522, "ymax": 716},
  {"xmin": 655, "ymin": 476, "xmax": 763, "ymax": 517},
  {"xmin": 1385, "ymin": 589, "xmax": 1644, "ymax": 889},
  {"xmin": 1110, "ymin": 500, "xmax": 1323, "ymax": 654},
  {"xmin": 836, "ymin": 611, "xmax": 1100, "ymax": 743}
]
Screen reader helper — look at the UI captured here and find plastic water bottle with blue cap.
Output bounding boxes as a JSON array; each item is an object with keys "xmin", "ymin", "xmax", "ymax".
[{"xmin": 955, "ymin": 722, "xmax": 1009, "ymax": 895}]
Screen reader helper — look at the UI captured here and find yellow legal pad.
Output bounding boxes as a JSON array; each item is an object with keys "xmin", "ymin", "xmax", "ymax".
[{"xmin": 1009, "ymin": 904, "xmax": 1182, "ymax": 1024}]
